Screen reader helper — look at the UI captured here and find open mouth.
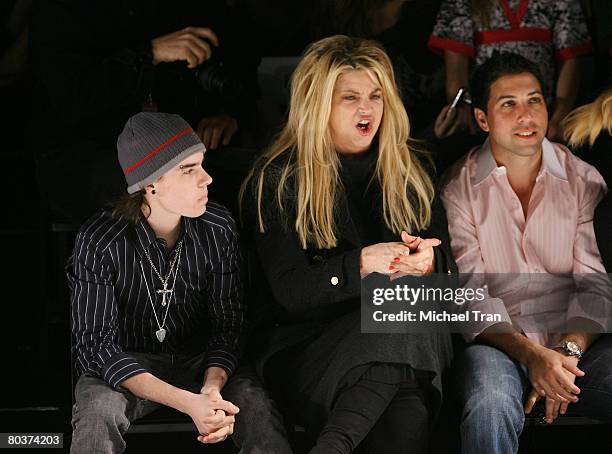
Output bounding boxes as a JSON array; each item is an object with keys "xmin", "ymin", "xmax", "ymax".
[
  {"xmin": 514, "ymin": 130, "xmax": 537, "ymax": 138},
  {"xmin": 356, "ymin": 119, "xmax": 372, "ymax": 135}
]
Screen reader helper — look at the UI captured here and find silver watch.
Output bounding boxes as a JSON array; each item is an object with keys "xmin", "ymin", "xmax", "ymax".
[{"xmin": 554, "ymin": 341, "xmax": 583, "ymax": 360}]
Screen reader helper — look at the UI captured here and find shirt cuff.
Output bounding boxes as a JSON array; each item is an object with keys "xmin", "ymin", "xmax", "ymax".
[
  {"xmin": 101, "ymin": 352, "xmax": 148, "ymax": 388},
  {"xmin": 203, "ymin": 348, "xmax": 239, "ymax": 376}
]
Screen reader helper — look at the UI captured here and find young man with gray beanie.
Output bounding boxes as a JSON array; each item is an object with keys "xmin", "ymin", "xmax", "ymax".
[{"xmin": 67, "ymin": 112, "xmax": 292, "ymax": 453}]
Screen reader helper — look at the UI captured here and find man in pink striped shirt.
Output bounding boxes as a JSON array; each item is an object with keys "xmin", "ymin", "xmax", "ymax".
[{"xmin": 441, "ymin": 53, "xmax": 611, "ymax": 454}]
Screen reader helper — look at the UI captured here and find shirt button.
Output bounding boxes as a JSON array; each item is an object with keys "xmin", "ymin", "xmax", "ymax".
[{"xmin": 330, "ymin": 276, "xmax": 339, "ymax": 286}]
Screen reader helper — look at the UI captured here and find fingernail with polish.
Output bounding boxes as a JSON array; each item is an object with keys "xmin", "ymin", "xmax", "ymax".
[
  {"xmin": 393, "ymin": 257, "xmax": 400, "ymax": 262},
  {"xmin": 389, "ymin": 265, "xmax": 395, "ymax": 270}
]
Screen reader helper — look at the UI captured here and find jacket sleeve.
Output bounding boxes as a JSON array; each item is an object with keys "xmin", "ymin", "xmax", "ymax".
[
  {"xmin": 253, "ymin": 222, "xmax": 362, "ymax": 320},
  {"xmin": 246, "ymin": 162, "xmax": 361, "ymax": 320},
  {"xmin": 422, "ymin": 189, "xmax": 458, "ymax": 275}
]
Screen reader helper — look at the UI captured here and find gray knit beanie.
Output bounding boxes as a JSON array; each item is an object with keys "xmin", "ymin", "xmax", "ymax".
[{"xmin": 117, "ymin": 112, "xmax": 206, "ymax": 194}]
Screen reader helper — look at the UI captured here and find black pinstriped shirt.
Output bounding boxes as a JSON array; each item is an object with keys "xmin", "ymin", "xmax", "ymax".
[{"xmin": 67, "ymin": 202, "xmax": 245, "ymax": 388}]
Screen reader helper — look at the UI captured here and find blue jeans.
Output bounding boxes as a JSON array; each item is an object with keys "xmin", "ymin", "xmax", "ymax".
[{"xmin": 454, "ymin": 335, "xmax": 612, "ymax": 454}]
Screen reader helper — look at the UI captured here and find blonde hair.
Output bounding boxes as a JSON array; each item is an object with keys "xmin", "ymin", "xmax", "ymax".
[
  {"xmin": 563, "ymin": 88, "xmax": 612, "ymax": 149},
  {"xmin": 243, "ymin": 35, "xmax": 434, "ymax": 249}
]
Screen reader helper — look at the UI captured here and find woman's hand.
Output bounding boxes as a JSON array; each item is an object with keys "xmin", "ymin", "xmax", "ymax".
[
  {"xmin": 391, "ymin": 231, "xmax": 440, "ymax": 276},
  {"xmin": 360, "ymin": 241, "xmax": 411, "ymax": 276},
  {"xmin": 360, "ymin": 231, "xmax": 441, "ymax": 276}
]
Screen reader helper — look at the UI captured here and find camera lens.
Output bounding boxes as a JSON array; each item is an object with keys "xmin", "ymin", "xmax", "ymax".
[{"xmin": 196, "ymin": 61, "xmax": 243, "ymax": 102}]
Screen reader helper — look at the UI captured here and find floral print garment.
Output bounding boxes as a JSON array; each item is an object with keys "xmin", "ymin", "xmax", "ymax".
[{"xmin": 428, "ymin": 0, "xmax": 592, "ymax": 98}]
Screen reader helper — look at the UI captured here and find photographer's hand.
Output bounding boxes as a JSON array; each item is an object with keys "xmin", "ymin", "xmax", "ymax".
[
  {"xmin": 197, "ymin": 115, "xmax": 238, "ymax": 150},
  {"xmin": 434, "ymin": 105, "xmax": 461, "ymax": 139},
  {"xmin": 151, "ymin": 26, "xmax": 219, "ymax": 69}
]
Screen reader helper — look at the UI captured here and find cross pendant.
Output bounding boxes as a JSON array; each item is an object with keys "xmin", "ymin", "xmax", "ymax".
[{"xmin": 156, "ymin": 284, "xmax": 173, "ymax": 306}]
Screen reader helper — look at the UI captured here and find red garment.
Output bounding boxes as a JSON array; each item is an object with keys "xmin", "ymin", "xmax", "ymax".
[{"xmin": 429, "ymin": 0, "xmax": 592, "ymax": 96}]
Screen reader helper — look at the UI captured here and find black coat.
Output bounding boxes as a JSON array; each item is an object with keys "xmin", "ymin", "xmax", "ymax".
[
  {"xmin": 572, "ymin": 132, "xmax": 611, "ymax": 272},
  {"xmin": 243, "ymin": 152, "xmax": 457, "ymax": 392}
]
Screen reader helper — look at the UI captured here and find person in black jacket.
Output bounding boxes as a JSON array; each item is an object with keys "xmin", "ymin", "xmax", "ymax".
[
  {"xmin": 29, "ymin": 0, "xmax": 260, "ymax": 222},
  {"xmin": 563, "ymin": 87, "xmax": 612, "ymax": 271},
  {"xmin": 242, "ymin": 35, "xmax": 456, "ymax": 454}
]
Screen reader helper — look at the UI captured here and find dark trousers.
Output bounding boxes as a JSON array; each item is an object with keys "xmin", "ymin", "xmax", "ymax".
[{"xmin": 308, "ymin": 363, "xmax": 430, "ymax": 454}]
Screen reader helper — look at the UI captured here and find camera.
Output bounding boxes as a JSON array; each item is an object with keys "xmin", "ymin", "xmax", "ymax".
[
  {"xmin": 194, "ymin": 49, "xmax": 243, "ymax": 103},
  {"xmin": 160, "ymin": 47, "xmax": 244, "ymax": 104}
]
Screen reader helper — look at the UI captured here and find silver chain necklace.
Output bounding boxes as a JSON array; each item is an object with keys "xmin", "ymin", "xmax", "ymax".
[{"xmin": 139, "ymin": 240, "xmax": 183, "ymax": 342}]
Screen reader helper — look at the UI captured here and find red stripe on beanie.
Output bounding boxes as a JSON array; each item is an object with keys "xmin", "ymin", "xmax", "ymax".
[{"xmin": 124, "ymin": 127, "xmax": 194, "ymax": 174}]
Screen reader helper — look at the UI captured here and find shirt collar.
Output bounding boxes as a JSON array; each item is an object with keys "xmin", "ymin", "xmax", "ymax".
[
  {"xmin": 472, "ymin": 137, "xmax": 568, "ymax": 186},
  {"xmin": 133, "ymin": 215, "xmax": 195, "ymax": 253},
  {"xmin": 182, "ymin": 216, "xmax": 197, "ymax": 241},
  {"xmin": 134, "ymin": 214, "xmax": 158, "ymax": 252}
]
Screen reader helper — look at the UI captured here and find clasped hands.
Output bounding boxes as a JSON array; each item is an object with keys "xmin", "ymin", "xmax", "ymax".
[
  {"xmin": 360, "ymin": 230, "xmax": 441, "ymax": 277},
  {"xmin": 524, "ymin": 345, "xmax": 584, "ymax": 424},
  {"xmin": 185, "ymin": 386, "xmax": 239, "ymax": 444}
]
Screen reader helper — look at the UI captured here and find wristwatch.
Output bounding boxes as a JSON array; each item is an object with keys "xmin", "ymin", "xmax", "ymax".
[{"xmin": 554, "ymin": 340, "xmax": 583, "ymax": 360}]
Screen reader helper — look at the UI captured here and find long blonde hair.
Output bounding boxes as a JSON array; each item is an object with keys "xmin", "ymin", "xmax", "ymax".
[
  {"xmin": 563, "ymin": 88, "xmax": 612, "ymax": 148},
  {"xmin": 243, "ymin": 35, "xmax": 434, "ymax": 249}
]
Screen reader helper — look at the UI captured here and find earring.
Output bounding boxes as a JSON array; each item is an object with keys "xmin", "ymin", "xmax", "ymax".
[{"xmin": 151, "ymin": 189, "xmax": 156, "ymax": 195}]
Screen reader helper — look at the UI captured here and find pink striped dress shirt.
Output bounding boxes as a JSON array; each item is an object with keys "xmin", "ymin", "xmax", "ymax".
[{"xmin": 441, "ymin": 138, "xmax": 608, "ymax": 346}]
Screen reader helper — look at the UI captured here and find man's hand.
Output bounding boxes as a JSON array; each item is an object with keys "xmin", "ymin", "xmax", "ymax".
[
  {"xmin": 194, "ymin": 387, "xmax": 235, "ymax": 444},
  {"xmin": 197, "ymin": 115, "xmax": 238, "ymax": 150},
  {"xmin": 434, "ymin": 105, "xmax": 461, "ymax": 139},
  {"xmin": 442, "ymin": 104, "xmax": 477, "ymax": 135},
  {"xmin": 183, "ymin": 390, "xmax": 239, "ymax": 443},
  {"xmin": 525, "ymin": 369, "xmax": 577, "ymax": 423},
  {"xmin": 120, "ymin": 371, "xmax": 236, "ymax": 443},
  {"xmin": 151, "ymin": 26, "xmax": 219, "ymax": 69},
  {"xmin": 197, "ymin": 409, "xmax": 234, "ymax": 444},
  {"xmin": 525, "ymin": 345, "xmax": 583, "ymax": 404}
]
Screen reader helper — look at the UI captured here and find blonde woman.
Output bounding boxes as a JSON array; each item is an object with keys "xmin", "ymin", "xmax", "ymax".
[
  {"xmin": 563, "ymin": 88, "xmax": 612, "ymax": 270},
  {"xmin": 242, "ymin": 35, "xmax": 456, "ymax": 453}
]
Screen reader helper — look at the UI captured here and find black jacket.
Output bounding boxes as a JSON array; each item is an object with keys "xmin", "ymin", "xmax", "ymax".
[
  {"xmin": 573, "ymin": 132, "xmax": 612, "ymax": 272},
  {"xmin": 243, "ymin": 151, "xmax": 457, "ymax": 374}
]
